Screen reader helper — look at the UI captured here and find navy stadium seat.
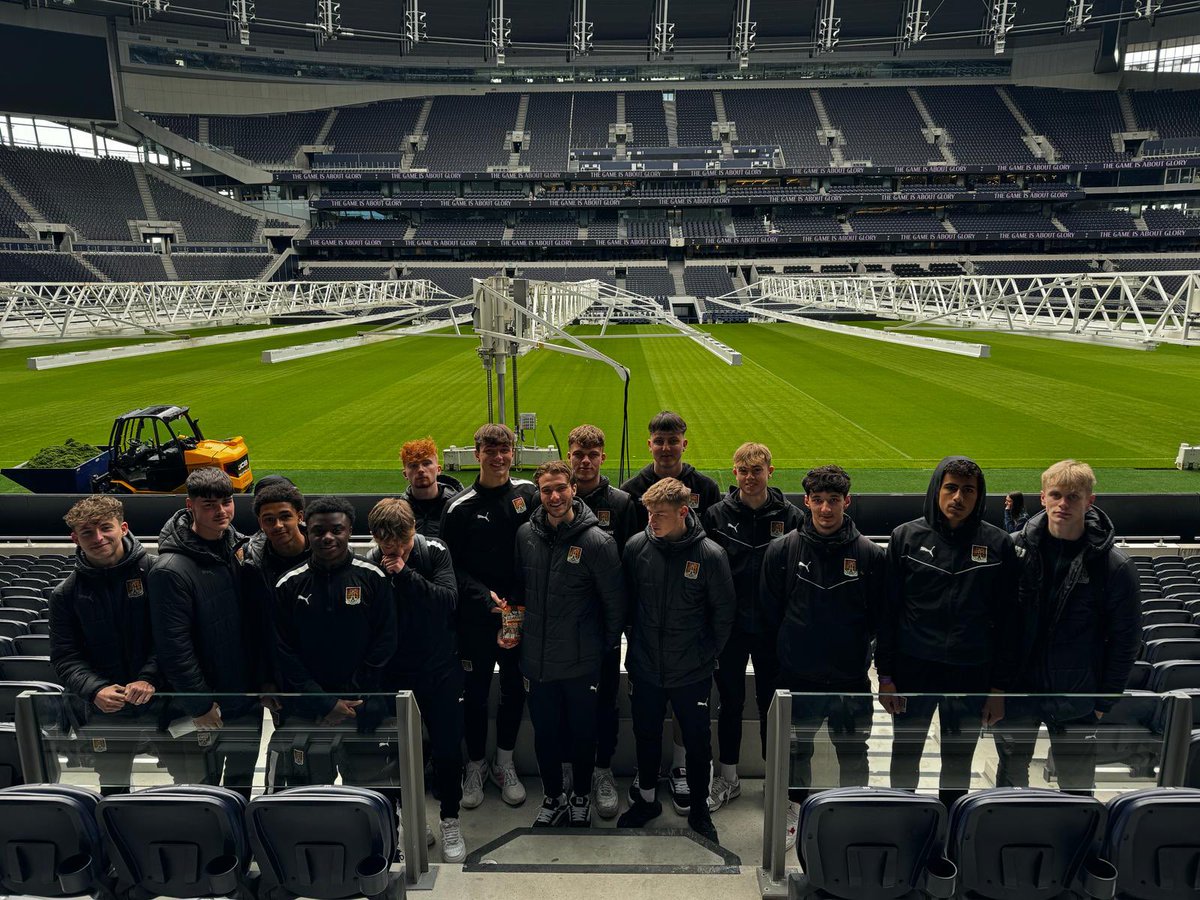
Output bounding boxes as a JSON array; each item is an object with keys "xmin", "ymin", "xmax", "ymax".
[
  {"xmin": 1126, "ymin": 661, "xmax": 1153, "ymax": 690},
  {"xmin": 1092, "ymin": 691, "xmax": 1163, "ymax": 778},
  {"xmin": 0, "ymin": 680, "xmax": 62, "ymax": 722},
  {"xmin": 0, "ymin": 785, "xmax": 109, "ymax": 898},
  {"xmin": 0, "ymin": 608, "xmax": 40, "ymax": 624},
  {"xmin": 1142, "ymin": 600, "xmax": 1184, "ymax": 613},
  {"xmin": 1142, "ymin": 611, "xmax": 1193, "ymax": 628},
  {"xmin": 1143, "ymin": 640, "xmax": 1200, "ymax": 664},
  {"xmin": 1151, "ymin": 661, "xmax": 1200, "ymax": 693},
  {"xmin": 0, "ymin": 621, "xmax": 27, "ymax": 639},
  {"xmin": 28, "ymin": 619, "xmax": 50, "ymax": 635},
  {"xmin": 0, "ymin": 656, "xmax": 57, "ymax": 682},
  {"xmin": 1144, "ymin": 624, "xmax": 1200, "ymax": 644},
  {"xmin": 1103, "ymin": 788, "xmax": 1200, "ymax": 900},
  {"xmin": 13, "ymin": 634, "xmax": 49, "ymax": 656}
]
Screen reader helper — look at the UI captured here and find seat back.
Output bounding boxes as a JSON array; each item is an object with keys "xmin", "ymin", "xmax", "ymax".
[
  {"xmin": 1127, "ymin": 661, "xmax": 1154, "ymax": 690},
  {"xmin": 1151, "ymin": 661, "xmax": 1200, "ymax": 693},
  {"xmin": 1144, "ymin": 625, "xmax": 1200, "ymax": 644},
  {"xmin": 28, "ymin": 619, "xmax": 50, "ymax": 636},
  {"xmin": 0, "ymin": 785, "xmax": 107, "ymax": 897},
  {"xmin": 0, "ymin": 656, "xmax": 57, "ymax": 682},
  {"xmin": 1188, "ymin": 732, "xmax": 1200, "ymax": 789},
  {"xmin": 0, "ymin": 621, "xmax": 27, "ymax": 640},
  {"xmin": 1143, "ymin": 611, "xmax": 1194, "ymax": 627},
  {"xmin": 947, "ymin": 788, "xmax": 1110, "ymax": 900},
  {"xmin": 97, "ymin": 785, "xmax": 250, "ymax": 899},
  {"xmin": 0, "ymin": 680, "xmax": 62, "ymax": 723},
  {"xmin": 246, "ymin": 786, "xmax": 397, "ymax": 900},
  {"xmin": 1142, "ymin": 600, "xmax": 1184, "ymax": 613},
  {"xmin": 1092, "ymin": 691, "xmax": 1164, "ymax": 772},
  {"xmin": 1145, "ymin": 640, "xmax": 1200, "ymax": 664},
  {"xmin": 13, "ymin": 634, "xmax": 49, "ymax": 656},
  {"xmin": 1104, "ymin": 788, "xmax": 1200, "ymax": 900}
]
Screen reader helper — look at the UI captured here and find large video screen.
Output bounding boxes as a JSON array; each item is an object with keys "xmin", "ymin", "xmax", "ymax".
[{"xmin": 0, "ymin": 26, "xmax": 116, "ymax": 121}]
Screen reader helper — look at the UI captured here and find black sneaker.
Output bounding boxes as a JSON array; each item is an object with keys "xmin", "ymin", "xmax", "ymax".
[
  {"xmin": 617, "ymin": 797, "xmax": 663, "ymax": 828},
  {"xmin": 567, "ymin": 793, "xmax": 592, "ymax": 828},
  {"xmin": 688, "ymin": 812, "xmax": 719, "ymax": 845},
  {"xmin": 532, "ymin": 794, "xmax": 568, "ymax": 828},
  {"xmin": 669, "ymin": 766, "xmax": 691, "ymax": 815}
]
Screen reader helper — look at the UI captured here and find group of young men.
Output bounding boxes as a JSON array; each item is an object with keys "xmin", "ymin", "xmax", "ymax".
[{"xmin": 47, "ymin": 410, "xmax": 1142, "ymax": 863}]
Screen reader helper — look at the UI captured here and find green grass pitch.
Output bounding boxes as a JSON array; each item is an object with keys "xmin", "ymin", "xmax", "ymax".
[{"xmin": 2, "ymin": 321, "xmax": 1198, "ymax": 495}]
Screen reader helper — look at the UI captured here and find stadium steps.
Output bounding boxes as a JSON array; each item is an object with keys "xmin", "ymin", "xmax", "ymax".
[
  {"xmin": 712, "ymin": 91, "xmax": 727, "ymax": 122},
  {"xmin": 1052, "ymin": 215, "xmax": 1070, "ymax": 233},
  {"xmin": 197, "ymin": 117, "xmax": 210, "ymax": 144},
  {"xmin": 124, "ymin": 108, "xmax": 272, "ymax": 187},
  {"xmin": 663, "ymin": 95, "xmax": 678, "ymax": 147},
  {"xmin": 403, "ymin": 99, "xmax": 434, "ymax": 169},
  {"xmin": 808, "ymin": 89, "xmax": 846, "ymax": 166},
  {"xmin": 942, "ymin": 218, "xmax": 957, "ymax": 234},
  {"xmin": 1133, "ymin": 215, "xmax": 1150, "ymax": 232},
  {"xmin": 131, "ymin": 167, "xmax": 160, "ymax": 220},
  {"xmin": 70, "ymin": 252, "xmax": 109, "ymax": 283},
  {"xmin": 159, "ymin": 253, "xmax": 179, "ymax": 281},
  {"xmin": 314, "ymin": 108, "xmax": 339, "ymax": 145},
  {"xmin": 142, "ymin": 164, "xmax": 268, "ymax": 234},
  {"xmin": 260, "ymin": 246, "xmax": 298, "ymax": 282},
  {"xmin": 1118, "ymin": 91, "xmax": 1140, "ymax": 131},
  {"xmin": 669, "ymin": 261, "xmax": 686, "ymax": 296},
  {"xmin": 0, "ymin": 170, "xmax": 44, "ymax": 223},
  {"xmin": 507, "ymin": 95, "xmax": 528, "ymax": 168},
  {"xmin": 994, "ymin": 87, "xmax": 1058, "ymax": 162},
  {"xmin": 908, "ymin": 88, "xmax": 959, "ymax": 166}
]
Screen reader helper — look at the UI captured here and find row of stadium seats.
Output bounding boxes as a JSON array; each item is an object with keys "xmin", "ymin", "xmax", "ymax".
[{"xmin": 0, "ymin": 251, "xmax": 273, "ymax": 283}]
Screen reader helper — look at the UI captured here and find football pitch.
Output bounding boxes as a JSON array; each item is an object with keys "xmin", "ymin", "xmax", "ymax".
[{"xmin": 2, "ymin": 321, "xmax": 1198, "ymax": 495}]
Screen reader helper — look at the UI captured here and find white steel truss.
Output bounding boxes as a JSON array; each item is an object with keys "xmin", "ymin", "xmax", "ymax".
[{"xmin": 747, "ymin": 272, "xmax": 1200, "ymax": 348}]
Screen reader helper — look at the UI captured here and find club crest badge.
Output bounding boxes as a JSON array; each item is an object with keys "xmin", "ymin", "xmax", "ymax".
[
  {"xmin": 770, "ymin": 521, "xmax": 785, "ymax": 537},
  {"xmin": 971, "ymin": 545, "xmax": 988, "ymax": 564},
  {"xmin": 597, "ymin": 509, "xmax": 611, "ymax": 527},
  {"xmin": 567, "ymin": 546, "xmax": 583, "ymax": 564},
  {"xmin": 843, "ymin": 558, "xmax": 858, "ymax": 577},
  {"xmin": 684, "ymin": 560, "xmax": 701, "ymax": 580},
  {"xmin": 92, "ymin": 738, "xmax": 107, "ymax": 753},
  {"xmin": 345, "ymin": 586, "xmax": 362, "ymax": 606},
  {"xmin": 126, "ymin": 578, "xmax": 144, "ymax": 598},
  {"xmin": 689, "ymin": 492, "xmax": 700, "ymax": 508},
  {"xmin": 293, "ymin": 748, "xmax": 305, "ymax": 767},
  {"xmin": 513, "ymin": 496, "xmax": 527, "ymax": 514}
]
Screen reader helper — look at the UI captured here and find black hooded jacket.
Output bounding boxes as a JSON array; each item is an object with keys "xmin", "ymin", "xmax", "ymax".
[
  {"xmin": 622, "ymin": 510, "xmax": 736, "ymax": 689},
  {"xmin": 149, "ymin": 510, "xmax": 258, "ymax": 717},
  {"xmin": 241, "ymin": 531, "xmax": 310, "ymax": 686},
  {"xmin": 875, "ymin": 457, "xmax": 1024, "ymax": 690},
  {"xmin": 703, "ymin": 486, "xmax": 803, "ymax": 634},
  {"xmin": 578, "ymin": 477, "xmax": 639, "ymax": 556},
  {"xmin": 50, "ymin": 534, "xmax": 159, "ymax": 702},
  {"xmin": 515, "ymin": 501, "xmax": 626, "ymax": 683},
  {"xmin": 403, "ymin": 473, "xmax": 464, "ymax": 540},
  {"xmin": 760, "ymin": 514, "xmax": 886, "ymax": 684},
  {"xmin": 621, "ymin": 463, "xmax": 722, "ymax": 528},
  {"xmin": 1012, "ymin": 507, "xmax": 1141, "ymax": 716}
]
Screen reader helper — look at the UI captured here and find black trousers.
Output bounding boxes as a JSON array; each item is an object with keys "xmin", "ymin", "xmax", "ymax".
[
  {"xmin": 888, "ymin": 653, "xmax": 991, "ymax": 809},
  {"xmin": 595, "ymin": 647, "xmax": 621, "ymax": 768},
  {"xmin": 780, "ymin": 673, "xmax": 872, "ymax": 804},
  {"xmin": 992, "ymin": 699, "xmax": 1100, "ymax": 794},
  {"xmin": 158, "ymin": 710, "xmax": 264, "ymax": 801},
  {"xmin": 463, "ymin": 640, "xmax": 525, "ymax": 761},
  {"xmin": 406, "ymin": 665, "xmax": 466, "ymax": 820},
  {"xmin": 629, "ymin": 676, "xmax": 712, "ymax": 813},
  {"xmin": 713, "ymin": 629, "xmax": 779, "ymax": 766},
  {"xmin": 527, "ymin": 674, "xmax": 599, "ymax": 798}
]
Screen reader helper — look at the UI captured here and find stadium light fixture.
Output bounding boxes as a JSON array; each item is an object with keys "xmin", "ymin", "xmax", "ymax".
[
  {"xmin": 571, "ymin": 0, "xmax": 593, "ymax": 57},
  {"xmin": 901, "ymin": 0, "xmax": 929, "ymax": 49},
  {"xmin": 131, "ymin": 0, "xmax": 169, "ymax": 23},
  {"xmin": 987, "ymin": 0, "xmax": 1015, "ymax": 55},
  {"xmin": 1135, "ymin": 0, "xmax": 1162, "ymax": 22},
  {"xmin": 651, "ymin": 0, "xmax": 674, "ymax": 58},
  {"xmin": 402, "ymin": 0, "xmax": 427, "ymax": 53},
  {"xmin": 733, "ymin": 0, "xmax": 755, "ymax": 69},
  {"xmin": 1065, "ymin": 0, "xmax": 1091, "ymax": 33},
  {"xmin": 228, "ymin": 0, "xmax": 254, "ymax": 46},
  {"xmin": 312, "ymin": 0, "xmax": 341, "ymax": 47},
  {"xmin": 490, "ymin": 0, "xmax": 511, "ymax": 65},
  {"xmin": 815, "ymin": 0, "xmax": 840, "ymax": 54}
]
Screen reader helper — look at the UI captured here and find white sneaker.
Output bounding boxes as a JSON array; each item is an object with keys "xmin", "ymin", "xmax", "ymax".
[
  {"xmin": 440, "ymin": 818, "xmax": 466, "ymax": 864},
  {"xmin": 426, "ymin": 823, "xmax": 435, "ymax": 847},
  {"xmin": 562, "ymin": 762, "xmax": 574, "ymax": 796},
  {"xmin": 461, "ymin": 760, "xmax": 487, "ymax": 809},
  {"xmin": 785, "ymin": 801, "xmax": 801, "ymax": 851},
  {"xmin": 592, "ymin": 767, "xmax": 619, "ymax": 819},
  {"xmin": 706, "ymin": 775, "xmax": 742, "ymax": 813},
  {"xmin": 491, "ymin": 758, "xmax": 527, "ymax": 806}
]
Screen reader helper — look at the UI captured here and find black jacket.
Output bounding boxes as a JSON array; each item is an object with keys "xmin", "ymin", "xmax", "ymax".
[
  {"xmin": 761, "ymin": 514, "xmax": 886, "ymax": 684},
  {"xmin": 875, "ymin": 457, "xmax": 1023, "ymax": 690},
  {"xmin": 50, "ymin": 534, "xmax": 159, "ymax": 702},
  {"xmin": 621, "ymin": 463, "xmax": 722, "ymax": 528},
  {"xmin": 1012, "ymin": 507, "xmax": 1141, "ymax": 717},
  {"xmin": 578, "ymin": 477, "xmax": 639, "ymax": 556},
  {"xmin": 703, "ymin": 486, "xmax": 803, "ymax": 634},
  {"xmin": 272, "ymin": 553, "xmax": 397, "ymax": 719},
  {"xmin": 515, "ymin": 501, "xmax": 626, "ymax": 683},
  {"xmin": 366, "ymin": 534, "xmax": 459, "ymax": 682},
  {"xmin": 622, "ymin": 510, "xmax": 736, "ymax": 689},
  {"xmin": 440, "ymin": 477, "xmax": 539, "ymax": 656},
  {"xmin": 149, "ymin": 510, "xmax": 258, "ymax": 717},
  {"xmin": 404, "ymin": 474, "xmax": 464, "ymax": 540},
  {"xmin": 241, "ymin": 531, "xmax": 310, "ymax": 686}
]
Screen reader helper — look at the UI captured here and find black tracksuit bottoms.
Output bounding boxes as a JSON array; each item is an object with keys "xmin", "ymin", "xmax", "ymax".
[
  {"xmin": 406, "ymin": 665, "xmax": 466, "ymax": 820},
  {"xmin": 158, "ymin": 709, "xmax": 263, "ymax": 801},
  {"xmin": 780, "ymin": 672, "xmax": 872, "ymax": 804},
  {"xmin": 630, "ymin": 676, "xmax": 712, "ymax": 811},
  {"xmin": 595, "ymin": 646, "xmax": 621, "ymax": 768},
  {"xmin": 526, "ymin": 674, "xmax": 599, "ymax": 798},
  {"xmin": 713, "ymin": 629, "xmax": 779, "ymax": 766},
  {"xmin": 992, "ymin": 699, "xmax": 1100, "ymax": 794},
  {"xmin": 462, "ymin": 640, "xmax": 525, "ymax": 762}
]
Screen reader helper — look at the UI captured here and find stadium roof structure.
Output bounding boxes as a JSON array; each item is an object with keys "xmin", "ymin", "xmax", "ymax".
[{"xmin": 21, "ymin": 0, "xmax": 1200, "ymax": 62}]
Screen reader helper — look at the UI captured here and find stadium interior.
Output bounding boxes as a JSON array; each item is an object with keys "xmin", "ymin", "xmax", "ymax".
[{"xmin": 2, "ymin": 0, "xmax": 1200, "ymax": 898}]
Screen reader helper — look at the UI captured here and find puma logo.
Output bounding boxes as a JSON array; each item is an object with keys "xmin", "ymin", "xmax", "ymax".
[
  {"xmin": 696, "ymin": 700, "xmax": 709, "ymax": 708},
  {"xmin": 476, "ymin": 512, "xmax": 491, "ymax": 522},
  {"xmin": 298, "ymin": 594, "xmax": 311, "ymax": 605},
  {"xmin": 797, "ymin": 561, "xmax": 811, "ymax": 572},
  {"xmin": 726, "ymin": 522, "xmax": 739, "ymax": 533},
  {"xmin": 919, "ymin": 546, "xmax": 935, "ymax": 558}
]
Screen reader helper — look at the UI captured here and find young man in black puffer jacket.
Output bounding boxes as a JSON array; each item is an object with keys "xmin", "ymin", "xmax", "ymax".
[
  {"xmin": 993, "ymin": 459, "xmax": 1140, "ymax": 793},
  {"xmin": 617, "ymin": 477, "xmax": 734, "ymax": 844},
  {"xmin": 50, "ymin": 496, "xmax": 159, "ymax": 795}
]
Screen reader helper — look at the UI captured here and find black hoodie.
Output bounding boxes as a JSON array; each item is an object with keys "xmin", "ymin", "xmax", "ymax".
[
  {"xmin": 49, "ymin": 534, "xmax": 159, "ymax": 703},
  {"xmin": 621, "ymin": 462, "xmax": 722, "ymax": 528},
  {"xmin": 760, "ymin": 513, "xmax": 886, "ymax": 684},
  {"xmin": 1011, "ymin": 507, "xmax": 1141, "ymax": 716},
  {"xmin": 515, "ymin": 500, "xmax": 627, "ymax": 683},
  {"xmin": 577, "ymin": 476, "xmax": 639, "ymax": 555},
  {"xmin": 149, "ymin": 509, "xmax": 258, "ymax": 717},
  {"xmin": 622, "ymin": 509, "xmax": 735, "ymax": 689},
  {"xmin": 875, "ymin": 457, "xmax": 1023, "ymax": 689},
  {"xmin": 403, "ymin": 473, "xmax": 464, "ymax": 540},
  {"xmin": 703, "ymin": 486, "xmax": 803, "ymax": 634}
]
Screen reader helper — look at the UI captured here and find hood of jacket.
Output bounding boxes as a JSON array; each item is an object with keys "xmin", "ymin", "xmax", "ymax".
[
  {"xmin": 578, "ymin": 475, "xmax": 613, "ymax": 501},
  {"xmin": 645, "ymin": 507, "xmax": 707, "ymax": 554},
  {"xmin": 799, "ymin": 510, "xmax": 863, "ymax": 547},
  {"xmin": 923, "ymin": 455, "xmax": 988, "ymax": 538},
  {"xmin": 721, "ymin": 484, "xmax": 790, "ymax": 517},
  {"xmin": 529, "ymin": 498, "xmax": 599, "ymax": 542},
  {"xmin": 1018, "ymin": 505, "xmax": 1116, "ymax": 558},
  {"xmin": 73, "ymin": 532, "xmax": 148, "ymax": 579},
  {"xmin": 157, "ymin": 508, "xmax": 242, "ymax": 564}
]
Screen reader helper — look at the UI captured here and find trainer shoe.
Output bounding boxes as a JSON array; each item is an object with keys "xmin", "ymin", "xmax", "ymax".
[
  {"xmin": 669, "ymin": 766, "xmax": 691, "ymax": 815},
  {"xmin": 394, "ymin": 802, "xmax": 435, "ymax": 848},
  {"xmin": 706, "ymin": 774, "xmax": 742, "ymax": 813},
  {"xmin": 688, "ymin": 811, "xmax": 720, "ymax": 845},
  {"xmin": 461, "ymin": 760, "xmax": 487, "ymax": 809},
  {"xmin": 592, "ymin": 767, "xmax": 619, "ymax": 819},
  {"xmin": 491, "ymin": 758, "xmax": 527, "ymax": 806},
  {"xmin": 616, "ymin": 796, "xmax": 662, "ymax": 828},
  {"xmin": 440, "ymin": 818, "xmax": 466, "ymax": 864},
  {"xmin": 562, "ymin": 762, "xmax": 574, "ymax": 796},
  {"xmin": 567, "ymin": 793, "xmax": 592, "ymax": 828},
  {"xmin": 785, "ymin": 801, "xmax": 801, "ymax": 851},
  {"xmin": 533, "ymin": 794, "xmax": 568, "ymax": 827}
]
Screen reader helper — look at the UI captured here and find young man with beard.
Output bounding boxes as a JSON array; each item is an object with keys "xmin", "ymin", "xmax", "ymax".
[
  {"xmin": 514, "ymin": 461, "xmax": 625, "ymax": 828},
  {"xmin": 993, "ymin": 460, "xmax": 1140, "ymax": 792},
  {"xmin": 617, "ymin": 478, "xmax": 734, "ymax": 844},
  {"xmin": 401, "ymin": 438, "xmax": 463, "ymax": 540},
  {"xmin": 702, "ymin": 442, "xmax": 801, "ymax": 813},
  {"xmin": 566, "ymin": 424, "xmax": 637, "ymax": 817},
  {"xmin": 150, "ymin": 468, "xmax": 261, "ymax": 798},
  {"xmin": 440, "ymin": 423, "xmax": 538, "ymax": 809},
  {"xmin": 876, "ymin": 456, "xmax": 1023, "ymax": 809},
  {"xmin": 50, "ymin": 496, "xmax": 158, "ymax": 795},
  {"xmin": 760, "ymin": 464, "xmax": 885, "ymax": 852}
]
